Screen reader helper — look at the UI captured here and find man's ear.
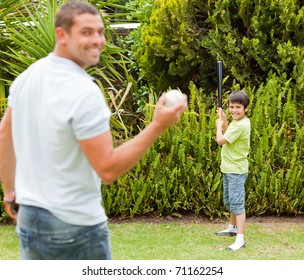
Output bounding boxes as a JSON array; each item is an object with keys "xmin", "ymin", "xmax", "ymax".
[{"xmin": 55, "ymin": 27, "xmax": 67, "ymax": 44}]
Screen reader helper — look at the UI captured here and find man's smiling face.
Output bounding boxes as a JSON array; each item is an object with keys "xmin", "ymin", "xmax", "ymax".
[{"xmin": 62, "ymin": 13, "xmax": 106, "ymax": 68}]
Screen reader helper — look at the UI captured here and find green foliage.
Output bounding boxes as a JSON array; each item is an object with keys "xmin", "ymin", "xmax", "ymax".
[
  {"xmin": 130, "ymin": 0, "xmax": 214, "ymax": 93},
  {"xmin": 128, "ymin": 0, "xmax": 304, "ymax": 106},
  {"xmin": 0, "ymin": 81, "xmax": 5, "ymax": 99},
  {"xmin": 246, "ymin": 75, "xmax": 304, "ymax": 216},
  {"xmin": 1, "ymin": 1, "xmax": 304, "ymax": 221},
  {"xmin": 125, "ymin": 0, "xmax": 154, "ymax": 22},
  {"xmin": 0, "ymin": 0, "xmax": 139, "ymax": 136},
  {"xmin": 0, "ymin": 0, "xmax": 31, "ymax": 89},
  {"xmin": 202, "ymin": 0, "xmax": 304, "ymax": 103},
  {"xmin": 0, "ymin": 0, "xmax": 56, "ymax": 78},
  {"xmin": 103, "ymin": 76, "xmax": 304, "ymax": 218},
  {"xmin": 103, "ymin": 84, "xmax": 224, "ymax": 217},
  {"xmin": 121, "ymin": 0, "xmax": 154, "ymax": 113},
  {"xmin": 0, "ymin": 0, "xmax": 131, "ymax": 87},
  {"xmin": 0, "ymin": 97, "xmax": 7, "ymax": 120},
  {"xmin": 0, "ymin": 81, "xmax": 7, "ymax": 119}
]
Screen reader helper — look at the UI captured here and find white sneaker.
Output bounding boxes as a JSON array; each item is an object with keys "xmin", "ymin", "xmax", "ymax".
[
  {"xmin": 226, "ymin": 242, "xmax": 246, "ymax": 251},
  {"xmin": 215, "ymin": 227, "xmax": 237, "ymax": 236}
]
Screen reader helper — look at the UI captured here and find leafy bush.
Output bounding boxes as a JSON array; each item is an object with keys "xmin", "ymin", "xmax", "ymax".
[
  {"xmin": 129, "ymin": 0, "xmax": 304, "ymax": 107},
  {"xmin": 1, "ymin": 1, "xmax": 304, "ymax": 222},
  {"xmin": 246, "ymin": 75, "xmax": 304, "ymax": 215},
  {"xmin": 0, "ymin": 0, "xmax": 131, "ymax": 88},
  {"xmin": 0, "ymin": 0, "xmax": 140, "ymax": 135},
  {"xmin": 202, "ymin": 0, "xmax": 304, "ymax": 104},
  {"xmin": 103, "ymin": 76, "xmax": 304, "ymax": 218},
  {"xmin": 129, "ymin": 0, "xmax": 215, "ymax": 93}
]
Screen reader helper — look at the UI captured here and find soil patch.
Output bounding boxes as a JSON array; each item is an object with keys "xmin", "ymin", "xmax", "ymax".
[
  {"xmin": 1, "ymin": 212, "xmax": 303, "ymax": 226},
  {"xmin": 109, "ymin": 212, "xmax": 304, "ymax": 225}
]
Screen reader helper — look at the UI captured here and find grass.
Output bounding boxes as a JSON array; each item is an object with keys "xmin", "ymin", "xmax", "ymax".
[
  {"xmin": 0, "ymin": 225, "xmax": 19, "ymax": 260},
  {"xmin": 0, "ymin": 217, "xmax": 303, "ymax": 260}
]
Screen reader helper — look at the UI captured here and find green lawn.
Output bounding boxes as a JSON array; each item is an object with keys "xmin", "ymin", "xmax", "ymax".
[{"xmin": 0, "ymin": 217, "xmax": 303, "ymax": 260}]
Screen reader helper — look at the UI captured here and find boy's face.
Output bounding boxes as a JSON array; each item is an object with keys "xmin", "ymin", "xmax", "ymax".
[{"xmin": 228, "ymin": 102, "xmax": 247, "ymax": 121}]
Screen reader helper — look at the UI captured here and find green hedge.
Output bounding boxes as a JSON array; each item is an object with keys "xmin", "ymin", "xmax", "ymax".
[{"xmin": 103, "ymin": 76, "xmax": 304, "ymax": 218}]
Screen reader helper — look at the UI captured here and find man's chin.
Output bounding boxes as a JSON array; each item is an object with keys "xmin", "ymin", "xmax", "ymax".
[{"xmin": 89, "ymin": 58, "xmax": 100, "ymax": 66}]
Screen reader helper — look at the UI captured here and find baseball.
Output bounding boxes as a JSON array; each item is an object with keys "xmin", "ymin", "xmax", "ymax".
[{"xmin": 165, "ymin": 89, "xmax": 183, "ymax": 106}]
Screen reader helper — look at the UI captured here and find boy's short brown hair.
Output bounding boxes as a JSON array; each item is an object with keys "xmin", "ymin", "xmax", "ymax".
[{"xmin": 228, "ymin": 90, "xmax": 250, "ymax": 109}]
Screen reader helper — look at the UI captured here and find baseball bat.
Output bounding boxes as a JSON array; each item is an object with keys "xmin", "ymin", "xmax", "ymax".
[{"xmin": 217, "ymin": 61, "xmax": 223, "ymax": 108}]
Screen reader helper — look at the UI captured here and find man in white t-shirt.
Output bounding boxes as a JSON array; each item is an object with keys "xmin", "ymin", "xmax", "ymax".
[{"xmin": 0, "ymin": 1, "xmax": 187, "ymax": 260}]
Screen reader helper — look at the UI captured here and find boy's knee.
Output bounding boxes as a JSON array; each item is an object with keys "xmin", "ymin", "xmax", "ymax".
[{"xmin": 230, "ymin": 204, "xmax": 245, "ymax": 215}]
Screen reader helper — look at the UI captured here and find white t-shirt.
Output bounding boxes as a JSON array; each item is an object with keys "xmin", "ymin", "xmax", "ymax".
[{"xmin": 8, "ymin": 53, "xmax": 111, "ymax": 225}]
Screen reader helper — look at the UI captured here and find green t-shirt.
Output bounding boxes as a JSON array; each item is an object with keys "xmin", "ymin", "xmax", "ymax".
[{"xmin": 221, "ymin": 117, "xmax": 251, "ymax": 174}]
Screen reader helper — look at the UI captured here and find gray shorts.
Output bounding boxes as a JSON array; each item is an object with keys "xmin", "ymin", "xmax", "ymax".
[{"xmin": 223, "ymin": 173, "xmax": 248, "ymax": 215}]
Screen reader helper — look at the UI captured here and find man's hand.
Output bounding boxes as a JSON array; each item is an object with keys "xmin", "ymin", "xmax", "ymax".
[
  {"xmin": 3, "ymin": 198, "xmax": 18, "ymax": 223},
  {"xmin": 152, "ymin": 93, "xmax": 188, "ymax": 131}
]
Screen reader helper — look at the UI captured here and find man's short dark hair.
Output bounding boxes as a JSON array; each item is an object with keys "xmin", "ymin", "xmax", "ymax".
[{"xmin": 55, "ymin": 1, "xmax": 99, "ymax": 32}]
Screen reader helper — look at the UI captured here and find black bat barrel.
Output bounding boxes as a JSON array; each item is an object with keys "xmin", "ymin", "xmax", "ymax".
[{"xmin": 217, "ymin": 61, "xmax": 223, "ymax": 108}]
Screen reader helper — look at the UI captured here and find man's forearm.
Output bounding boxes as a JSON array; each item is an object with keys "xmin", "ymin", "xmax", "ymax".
[
  {"xmin": 0, "ymin": 143, "xmax": 16, "ymax": 200},
  {"xmin": 104, "ymin": 120, "xmax": 165, "ymax": 183},
  {"xmin": 80, "ymin": 96, "xmax": 187, "ymax": 185},
  {"xmin": 0, "ymin": 108, "xmax": 16, "ymax": 200}
]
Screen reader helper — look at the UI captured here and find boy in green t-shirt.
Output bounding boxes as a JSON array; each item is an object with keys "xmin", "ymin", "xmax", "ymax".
[{"xmin": 215, "ymin": 90, "xmax": 251, "ymax": 251}]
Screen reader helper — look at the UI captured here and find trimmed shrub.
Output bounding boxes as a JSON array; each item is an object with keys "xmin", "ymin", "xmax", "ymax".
[{"xmin": 103, "ymin": 76, "xmax": 304, "ymax": 218}]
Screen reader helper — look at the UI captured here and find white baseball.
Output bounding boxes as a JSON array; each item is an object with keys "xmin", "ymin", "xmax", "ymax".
[{"xmin": 165, "ymin": 89, "xmax": 183, "ymax": 106}]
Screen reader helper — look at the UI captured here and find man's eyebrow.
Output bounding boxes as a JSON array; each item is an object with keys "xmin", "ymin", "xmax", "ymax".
[
  {"xmin": 80, "ymin": 26, "xmax": 94, "ymax": 30},
  {"xmin": 80, "ymin": 26, "xmax": 105, "ymax": 31}
]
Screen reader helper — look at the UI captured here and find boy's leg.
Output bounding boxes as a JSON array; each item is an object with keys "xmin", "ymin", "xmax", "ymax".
[
  {"xmin": 215, "ymin": 174, "xmax": 237, "ymax": 236},
  {"xmin": 215, "ymin": 213, "xmax": 237, "ymax": 236},
  {"xmin": 230, "ymin": 213, "xmax": 236, "ymax": 227},
  {"xmin": 236, "ymin": 213, "xmax": 245, "ymax": 234},
  {"xmin": 227, "ymin": 213, "xmax": 246, "ymax": 250},
  {"xmin": 226, "ymin": 173, "xmax": 247, "ymax": 250}
]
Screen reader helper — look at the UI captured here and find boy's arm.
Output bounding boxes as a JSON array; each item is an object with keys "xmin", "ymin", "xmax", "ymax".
[
  {"xmin": 216, "ymin": 108, "xmax": 228, "ymax": 145},
  {"xmin": 222, "ymin": 118, "xmax": 229, "ymax": 133},
  {"xmin": 221, "ymin": 109, "xmax": 228, "ymax": 133},
  {"xmin": 216, "ymin": 121, "xmax": 227, "ymax": 145}
]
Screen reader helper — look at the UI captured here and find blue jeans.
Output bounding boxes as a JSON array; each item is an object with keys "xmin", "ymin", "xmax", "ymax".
[
  {"xmin": 16, "ymin": 205, "xmax": 112, "ymax": 260},
  {"xmin": 223, "ymin": 173, "xmax": 248, "ymax": 215}
]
